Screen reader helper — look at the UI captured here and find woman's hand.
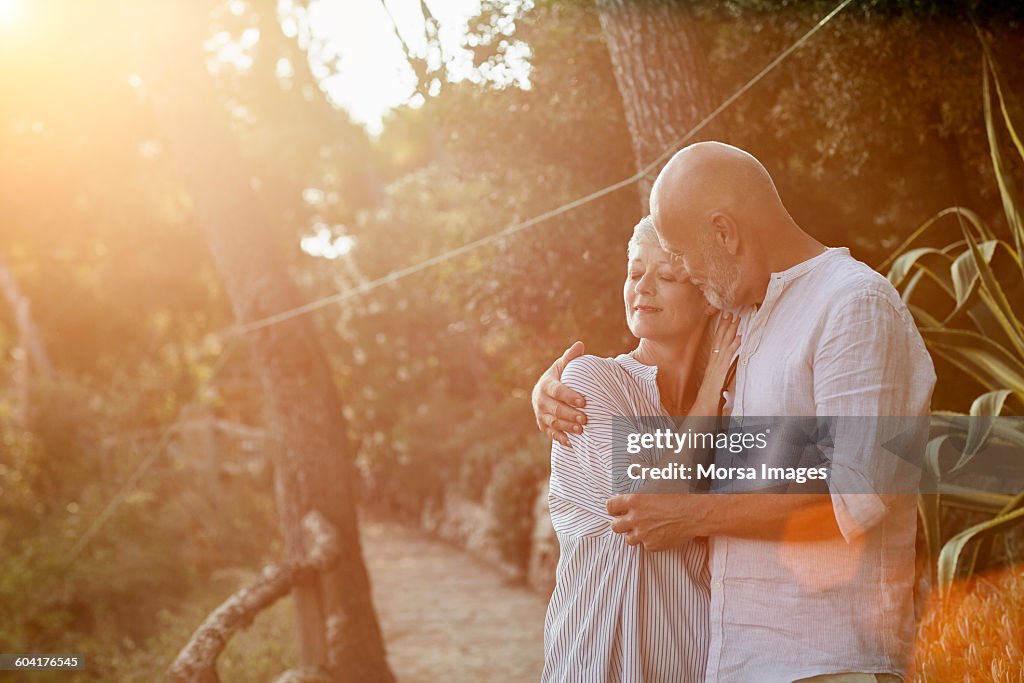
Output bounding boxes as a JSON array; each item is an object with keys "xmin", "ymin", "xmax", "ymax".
[{"xmin": 691, "ymin": 312, "xmax": 741, "ymax": 416}]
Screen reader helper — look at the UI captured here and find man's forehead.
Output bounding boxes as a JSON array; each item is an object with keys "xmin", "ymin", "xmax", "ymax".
[
  {"xmin": 655, "ymin": 235, "xmax": 687, "ymax": 269},
  {"xmin": 653, "ymin": 198, "xmax": 696, "ymax": 237},
  {"xmin": 654, "ymin": 226, "xmax": 686, "ymax": 255}
]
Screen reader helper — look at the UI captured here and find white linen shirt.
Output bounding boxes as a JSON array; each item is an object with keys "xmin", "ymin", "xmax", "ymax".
[{"xmin": 706, "ymin": 247, "xmax": 936, "ymax": 683}]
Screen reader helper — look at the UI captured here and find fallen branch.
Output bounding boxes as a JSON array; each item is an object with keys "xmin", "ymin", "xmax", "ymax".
[{"xmin": 166, "ymin": 510, "xmax": 339, "ymax": 683}]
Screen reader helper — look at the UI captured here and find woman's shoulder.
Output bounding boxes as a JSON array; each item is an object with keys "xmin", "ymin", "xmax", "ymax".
[{"xmin": 562, "ymin": 355, "xmax": 633, "ymax": 394}]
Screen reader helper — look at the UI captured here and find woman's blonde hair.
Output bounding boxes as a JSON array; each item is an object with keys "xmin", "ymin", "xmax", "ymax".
[
  {"xmin": 627, "ymin": 215, "xmax": 662, "ymax": 257},
  {"xmin": 626, "ymin": 215, "xmax": 718, "ymax": 376}
]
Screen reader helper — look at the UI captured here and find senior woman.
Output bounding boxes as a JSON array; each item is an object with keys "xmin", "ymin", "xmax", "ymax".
[{"xmin": 541, "ymin": 216, "xmax": 739, "ymax": 682}]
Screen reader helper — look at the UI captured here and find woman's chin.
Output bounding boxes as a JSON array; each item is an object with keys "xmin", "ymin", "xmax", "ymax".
[
  {"xmin": 635, "ymin": 329, "xmax": 676, "ymax": 344},
  {"xmin": 633, "ymin": 322, "xmax": 705, "ymax": 346}
]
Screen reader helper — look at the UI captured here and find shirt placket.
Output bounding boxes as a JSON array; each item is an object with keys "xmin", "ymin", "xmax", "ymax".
[
  {"xmin": 706, "ymin": 276, "xmax": 786, "ymax": 683},
  {"xmin": 705, "ymin": 536, "xmax": 729, "ymax": 683},
  {"xmin": 734, "ymin": 275, "xmax": 786, "ymax": 418}
]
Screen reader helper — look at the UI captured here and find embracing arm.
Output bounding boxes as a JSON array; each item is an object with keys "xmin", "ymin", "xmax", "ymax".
[
  {"xmin": 607, "ymin": 492, "xmax": 840, "ymax": 550},
  {"xmin": 531, "ymin": 341, "xmax": 589, "ymax": 447},
  {"xmin": 531, "ymin": 312, "xmax": 742, "ymax": 446}
]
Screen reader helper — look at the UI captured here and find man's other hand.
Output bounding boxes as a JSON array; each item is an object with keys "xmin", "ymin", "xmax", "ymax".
[
  {"xmin": 607, "ymin": 493, "xmax": 700, "ymax": 551},
  {"xmin": 531, "ymin": 341, "xmax": 588, "ymax": 447}
]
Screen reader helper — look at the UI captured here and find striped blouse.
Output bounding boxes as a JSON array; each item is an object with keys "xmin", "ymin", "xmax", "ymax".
[{"xmin": 542, "ymin": 354, "xmax": 710, "ymax": 683}]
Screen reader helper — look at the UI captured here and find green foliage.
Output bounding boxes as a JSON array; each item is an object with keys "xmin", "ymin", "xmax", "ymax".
[
  {"xmin": 102, "ymin": 575, "xmax": 296, "ymax": 683},
  {"xmin": 485, "ymin": 445, "xmax": 549, "ymax": 572},
  {"xmin": 937, "ymin": 498, "xmax": 1024, "ymax": 589},
  {"xmin": 697, "ymin": 1, "xmax": 1024, "ymax": 266},
  {"xmin": 886, "ymin": 45, "xmax": 1024, "ymax": 590}
]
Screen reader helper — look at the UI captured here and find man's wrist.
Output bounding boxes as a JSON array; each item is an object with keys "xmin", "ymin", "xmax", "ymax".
[{"xmin": 689, "ymin": 494, "xmax": 724, "ymax": 535}]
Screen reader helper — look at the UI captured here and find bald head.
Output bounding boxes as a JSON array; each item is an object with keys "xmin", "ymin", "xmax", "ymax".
[
  {"xmin": 650, "ymin": 141, "xmax": 786, "ymax": 244},
  {"xmin": 649, "ymin": 142, "xmax": 818, "ymax": 308}
]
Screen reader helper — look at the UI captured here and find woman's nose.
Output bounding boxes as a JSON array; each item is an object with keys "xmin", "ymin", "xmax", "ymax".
[{"xmin": 634, "ymin": 272, "xmax": 656, "ymax": 294}]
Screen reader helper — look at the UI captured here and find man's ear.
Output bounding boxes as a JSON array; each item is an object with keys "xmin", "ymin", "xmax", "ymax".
[{"xmin": 710, "ymin": 212, "xmax": 740, "ymax": 256}]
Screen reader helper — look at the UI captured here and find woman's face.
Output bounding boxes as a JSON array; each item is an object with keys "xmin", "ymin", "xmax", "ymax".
[{"xmin": 624, "ymin": 238, "xmax": 710, "ymax": 341}]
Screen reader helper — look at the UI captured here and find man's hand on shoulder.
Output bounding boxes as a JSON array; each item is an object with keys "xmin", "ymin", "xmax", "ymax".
[{"xmin": 531, "ymin": 341, "xmax": 589, "ymax": 447}]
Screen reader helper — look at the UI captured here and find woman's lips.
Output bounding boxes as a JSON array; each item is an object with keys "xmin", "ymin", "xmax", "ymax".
[{"xmin": 634, "ymin": 305, "xmax": 662, "ymax": 313}]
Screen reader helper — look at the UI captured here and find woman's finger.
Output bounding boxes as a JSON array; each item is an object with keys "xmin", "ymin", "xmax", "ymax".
[
  {"xmin": 714, "ymin": 312, "xmax": 736, "ymax": 346},
  {"xmin": 720, "ymin": 311, "xmax": 739, "ymax": 340},
  {"xmin": 710, "ymin": 314, "xmax": 729, "ymax": 354},
  {"xmin": 727, "ymin": 334, "xmax": 742, "ymax": 355},
  {"xmin": 713, "ymin": 312, "xmax": 729, "ymax": 340}
]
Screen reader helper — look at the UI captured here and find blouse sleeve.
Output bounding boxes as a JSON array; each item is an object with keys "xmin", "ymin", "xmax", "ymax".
[{"xmin": 548, "ymin": 356, "xmax": 634, "ymax": 538}]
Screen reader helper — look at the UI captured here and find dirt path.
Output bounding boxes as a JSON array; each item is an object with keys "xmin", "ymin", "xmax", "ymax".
[{"xmin": 362, "ymin": 519, "xmax": 547, "ymax": 683}]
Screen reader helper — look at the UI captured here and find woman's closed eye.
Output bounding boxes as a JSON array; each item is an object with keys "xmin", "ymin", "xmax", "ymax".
[{"xmin": 628, "ymin": 269, "xmax": 676, "ymax": 282}]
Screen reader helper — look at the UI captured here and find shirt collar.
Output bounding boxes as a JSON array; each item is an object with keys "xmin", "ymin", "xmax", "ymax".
[{"xmin": 771, "ymin": 246, "xmax": 848, "ymax": 283}]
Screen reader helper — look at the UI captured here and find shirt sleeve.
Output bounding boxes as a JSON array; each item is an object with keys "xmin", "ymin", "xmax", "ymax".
[
  {"xmin": 548, "ymin": 356, "xmax": 634, "ymax": 538},
  {"xmin": 813, "ymin": 289, "xmax": 936, "ymax": 541}
]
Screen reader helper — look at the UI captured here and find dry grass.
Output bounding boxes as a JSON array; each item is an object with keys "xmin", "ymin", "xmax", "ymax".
[{"xmin": 914, "ymin": 566, "xmax": 1024, "ymax": 683}]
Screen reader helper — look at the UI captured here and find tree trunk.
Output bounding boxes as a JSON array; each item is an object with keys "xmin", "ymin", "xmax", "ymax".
[
  {"xmin": 0, "ymin": 252, "xmax": 53, "ymax": 424},
  {"xmin": 595, "ymin": 0, "xmax": 720, "ymax": 212},
  {"xmin": 128, "ymin": 4, "xmax": 394, "ymax": 681}
]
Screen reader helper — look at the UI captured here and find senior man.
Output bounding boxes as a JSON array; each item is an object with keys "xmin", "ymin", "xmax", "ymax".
[{"xmin": 532, "ymin": 142, "xmax": 936, "ymax": 683}]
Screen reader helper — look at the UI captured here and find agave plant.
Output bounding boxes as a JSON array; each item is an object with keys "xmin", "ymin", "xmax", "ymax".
[{"xmin": 883, "ymin": 42, "xmax": 1024, "ymax": 588}]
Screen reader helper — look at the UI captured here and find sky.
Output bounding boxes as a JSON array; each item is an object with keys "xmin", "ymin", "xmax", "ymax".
[
  {"xmin": 0, "ymin": 0, "xmax": 531, "ymax": 136},
  {"xmin": 279, "ymin": 0, "xmax": 532, "ymax": 260},
  {"xmin": 280, "ymin": 0, "xmax": 530, "ymax": 135},
  {"xmin": 0, "ymin": 0, "xmax": 528, "ymax": 257}
]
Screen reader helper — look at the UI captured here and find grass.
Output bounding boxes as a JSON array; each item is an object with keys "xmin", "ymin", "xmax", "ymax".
[
  {"xmin": 914, "ymin": 565, "xmax": 1024, "ymax": 682},
  {"xmin": 101, "ymin": 568, "xmax": 297, "ymax": 683}
]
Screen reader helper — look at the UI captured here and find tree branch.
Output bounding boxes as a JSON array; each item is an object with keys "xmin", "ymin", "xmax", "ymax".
[{"xmin": 166, "ymin": 510, "xmax": 340, "ymax": 683}]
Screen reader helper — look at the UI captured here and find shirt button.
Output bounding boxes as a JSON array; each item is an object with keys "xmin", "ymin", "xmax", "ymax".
[
  {"xmin": 712, "ymin": 581, "xmax": 723, "ymax": 589},
  {"xmin": 741, "ymin": 358, "xmax": 749, "ymax": 366}
]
